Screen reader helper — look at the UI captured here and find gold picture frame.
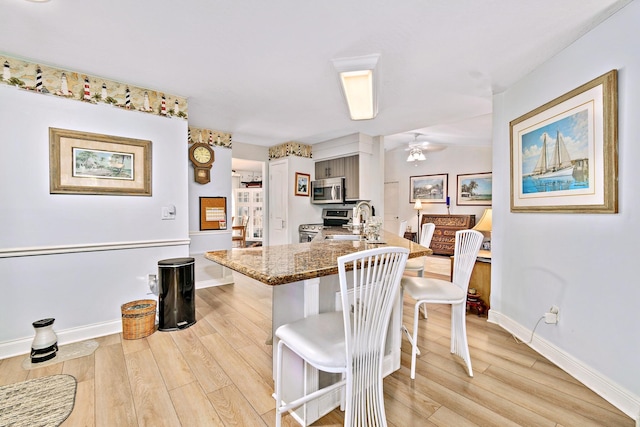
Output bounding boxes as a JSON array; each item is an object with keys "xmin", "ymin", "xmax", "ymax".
[
  {"xmin": 457, "ymin": 172, "xmax": 492, "ymax": 206},
  {"xmin": 295, "ymin": 172, "xmax": 310, "ymax": 196},
  {"xmin": 510, "ymin": 70, "xmax": 618, "ymax": 213},
  {"xmin": 50, "ymin": 128, "xmax": 152, "ymax": 196}
]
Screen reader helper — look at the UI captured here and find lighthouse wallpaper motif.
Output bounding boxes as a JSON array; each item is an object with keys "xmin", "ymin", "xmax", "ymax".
[
  {"xmin": 0, "ymin": 54, "xmax": 188, "ymax": 120},
  {"xmin": 187, "ymin": 126, "xmax": 232, "ymax": 148}
]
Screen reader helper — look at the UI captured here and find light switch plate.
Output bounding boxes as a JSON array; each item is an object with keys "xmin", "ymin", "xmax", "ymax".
[{"xmin": 161, "ymin": 205, "xmax": 176, "ymax": 220}]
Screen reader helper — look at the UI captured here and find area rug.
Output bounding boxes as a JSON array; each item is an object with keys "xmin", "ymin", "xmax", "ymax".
[
  {"xmin": 0, "ymin": 374, "xmax": 77, "ymax": 427},
  {"xmin": 22, "ymin": 340, "xmax": 99, "ymax": 370}
]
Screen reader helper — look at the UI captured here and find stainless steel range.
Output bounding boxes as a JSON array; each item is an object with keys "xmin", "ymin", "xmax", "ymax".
[
  {"xmin": 298, "ymin": 223, "xmax": 324, "ymax": 243},
  {"xmin": 322, "ymin": 208, "xmax": 353, "ymax": 227},
  {"xmin": 298, "ymin": 208, "xmax": 353, "ymax": 243}
]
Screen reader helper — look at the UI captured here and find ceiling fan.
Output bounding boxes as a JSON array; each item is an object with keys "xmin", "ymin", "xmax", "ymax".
[{"xmin": 404, "ymin": 133, "xmax": 447, "ymax": 163}]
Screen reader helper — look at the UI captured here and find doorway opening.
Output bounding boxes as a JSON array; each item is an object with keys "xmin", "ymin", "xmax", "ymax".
[{"xmin": 232, "ymin": 158, "xmax": 266, "ymax": 247}]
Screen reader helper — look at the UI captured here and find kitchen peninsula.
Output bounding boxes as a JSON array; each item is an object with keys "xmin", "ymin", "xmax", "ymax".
[
  {"xmin": 205, "ymin": 229, "xmax": 430, "ymax": 285},
  {"xmin": 205, "ymin": 229, "xmax": 431, "ymax": 425}
]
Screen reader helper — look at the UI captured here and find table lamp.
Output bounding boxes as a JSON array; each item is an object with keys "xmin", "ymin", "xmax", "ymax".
[
  {"xmin": 472, "ymin": 208, "xmax": 492, "ymax": 250},
  {"xmin": 413, "ymin": 199, "xmax": 423, "ymax": 243}
]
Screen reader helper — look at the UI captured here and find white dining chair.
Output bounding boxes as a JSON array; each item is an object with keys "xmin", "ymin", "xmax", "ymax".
[
  {"xmin": 403, "ymin": 222, "xmax": 436, "ymax": 277},
  {"xmin": 401, "ymin": 229, "xmax": 483, "ymax": 379},
  {"xmin": 398, "ymin": 220, "xmax": 408, "ymax": 237},
  {"xmin": 274, "ymin": 246, "xmax": 409, "ymax": 427}
]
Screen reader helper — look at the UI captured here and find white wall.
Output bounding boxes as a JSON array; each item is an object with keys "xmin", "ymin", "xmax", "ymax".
[
  {"xmin": 232, "ymin": 141, "xmax": 269, "ymax": 163},
  {"xmin": 362, "ymin": 135, "xmax": 385, "ymax": 218},
  {"xmin": 384, "ymin": 144, "xmax": 493, "ymax": 232},
  {"xmin": 188, "ymin": 145, "xmax": 233, "ymax": 254},
  {"xmin": 0, "ymin": 86, "xmax": 189, "ymax": 357},
  {"xmin": 491, "ymin": 1, "xmax": 639, "ymax": 419},
  {"xmin": 286, "ymin": 156, "xmax": 321, "ymax": 243}
]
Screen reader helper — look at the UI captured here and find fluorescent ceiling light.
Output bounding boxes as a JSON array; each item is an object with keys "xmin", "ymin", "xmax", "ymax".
[{"xmin": 332, "ymin": 54, "xmax": 379, "ymax": 121}]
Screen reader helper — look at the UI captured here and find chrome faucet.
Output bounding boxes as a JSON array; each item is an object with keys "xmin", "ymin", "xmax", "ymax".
[{"xmin": 354, "ymin": 201, "xmax": 372, "ymax": 234}]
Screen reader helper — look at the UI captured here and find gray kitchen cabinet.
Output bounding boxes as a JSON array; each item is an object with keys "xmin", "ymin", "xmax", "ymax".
[
  {"xmin": 343, "ymin": 154, "xmax": 360, "ymax": 200},
  {"xmin": 312, "ymin": 133, "xmax": 377, "ymax": 206},
  {"xmin": 314, "ymin": 160, "xmax": 329, "ymax": 179},
  {"xmin": 315, "ymin": 157, "xmax": 345, "ymax": 179},
  {"xmin": 315, "ymin": 155, "xmax": 360, "ymax": 200}
]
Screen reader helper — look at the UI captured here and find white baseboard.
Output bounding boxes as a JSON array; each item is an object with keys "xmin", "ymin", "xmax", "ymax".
[
  {"xmin": 0, "ymin": 319, "xmax": 122, "ymax": 360},
  {"xmin": 1, "ymin": 275, "xmax": 231, "ymax": 360},
  {"xmin": 489, "ymin": 310, "xmax": 640, "ymax": 424},
  {"xmin": 196, "ymin": 276, "xmax": 234, "ymax": 289}
]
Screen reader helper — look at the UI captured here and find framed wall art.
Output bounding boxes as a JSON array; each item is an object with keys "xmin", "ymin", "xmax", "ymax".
[
  {"xmin": 457, "ymin": 172, "xmax": 492, "ymax": 206},
  {"xmin": 409, "ymin": 173, "xmax": 448, "ymax": 204},
  {"xmin": 49, "ymin": 127, "xmax": 152, "ymax": 196},
  {"xmin": 295, "ymin": 172, "xmax": 310, "ymax": 196},
  {"xmin": 200, "ymin": 196, "xmax": 227, "ymax": 230},
  {"xmin": 510, "ymin": 70, "xmax": 618, "ymax": 213}
]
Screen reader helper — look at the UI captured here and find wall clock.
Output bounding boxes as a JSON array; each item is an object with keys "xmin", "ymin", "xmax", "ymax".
[{"xmin": 188, "ymin": 142, "xmax": 215, "ymax": 184}]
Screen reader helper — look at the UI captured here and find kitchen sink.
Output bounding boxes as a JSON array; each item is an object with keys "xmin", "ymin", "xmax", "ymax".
[{"xmin": 324, "ymin": 234, "xmax": 366, "ymax": 241}]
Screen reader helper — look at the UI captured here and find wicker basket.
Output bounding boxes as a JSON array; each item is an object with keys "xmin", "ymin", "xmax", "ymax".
[{"xmin": 121, "ymin": 299, "xmax": 157, "ymax": 340}]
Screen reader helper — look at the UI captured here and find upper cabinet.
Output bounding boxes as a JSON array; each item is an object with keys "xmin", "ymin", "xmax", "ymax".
[
  {"xmin": 314, "ymin": 157, "xmax": 345, "ymax": 180},
  {"xmin": 313, "ymin": 133, "xmax": 381, "ymax": 205},
  {"xmin": 343, "ymin": 155, "xmax": 360, "ymax": 201},
  {"xmin": 315, "ymin": 154, "xmax": 360, "ymax": 200}
]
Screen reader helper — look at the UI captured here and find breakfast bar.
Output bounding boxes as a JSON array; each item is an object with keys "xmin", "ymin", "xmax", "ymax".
[{"xmin": 205, "ymin": 229, "xmax": 431, "ymax": 425}]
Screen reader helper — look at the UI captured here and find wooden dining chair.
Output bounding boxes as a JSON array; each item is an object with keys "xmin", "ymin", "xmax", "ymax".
[
  {"xmin": 274, "ymin": 246, "xmax": 409, "ymax": 427},
  {"xmin": 232, "ymin": 215, "xmax": 248, "ymax": 248}
]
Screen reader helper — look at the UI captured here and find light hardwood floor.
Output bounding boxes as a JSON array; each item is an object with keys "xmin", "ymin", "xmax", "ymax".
[{"xmin": 0, "ymin": 256, "xmax": 633, "ymax": 426}]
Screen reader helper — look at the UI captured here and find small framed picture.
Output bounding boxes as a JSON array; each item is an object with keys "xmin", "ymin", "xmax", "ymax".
[
  {"xmin": 295, "ymin": 172, "xmax": 310, "ymax": 196},
  {"xmin": 409, "ymin": 173, "xmax": 448, "ymax": 203},
  {"xmin": 457, "ymin": 172, "xmax": 492, "ymax": 206}
]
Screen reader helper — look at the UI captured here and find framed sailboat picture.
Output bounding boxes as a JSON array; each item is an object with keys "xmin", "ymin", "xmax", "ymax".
[{"xmin": 510, "ymin": 70, "xmax": 618, "ymax": 213}]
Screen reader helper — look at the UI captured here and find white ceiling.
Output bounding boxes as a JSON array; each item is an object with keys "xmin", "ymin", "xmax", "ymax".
[{"xmin": 1, "ymin": 0, "xmax": 632, "ymax": 152}]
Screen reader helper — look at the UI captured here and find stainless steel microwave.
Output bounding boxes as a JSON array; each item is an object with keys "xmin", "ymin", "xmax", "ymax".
[{"xmin": 311, "ymin": 177, "xmax": 344, "ymax": 204}]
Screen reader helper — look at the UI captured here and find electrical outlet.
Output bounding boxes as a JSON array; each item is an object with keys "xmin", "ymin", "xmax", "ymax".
[
  {"xmin": 545, "ymin": 305, "xmax": 559, "ymax": 324},
  {"xmin": 148, "ymin": 274, "xmax": 158, "ymax": 294}
]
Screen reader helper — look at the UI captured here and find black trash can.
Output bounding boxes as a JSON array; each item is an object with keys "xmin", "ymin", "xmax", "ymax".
[{"xmin": 158, "ymin": 257, "xmax": 196, "ymax": 331}]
